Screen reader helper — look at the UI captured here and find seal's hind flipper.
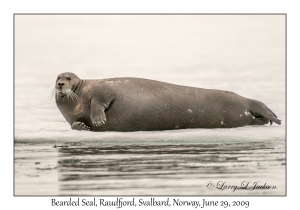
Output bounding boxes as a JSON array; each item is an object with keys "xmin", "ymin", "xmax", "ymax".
[
  {"xmin": 249, "ymin": 100, "xmax": 281, "ymax": 125},
  {"xmin": 249, "ymin": 117, "xmax": 269, "ymax": 125}
]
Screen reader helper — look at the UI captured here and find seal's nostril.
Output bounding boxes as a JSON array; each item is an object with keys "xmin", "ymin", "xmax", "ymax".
[{"xmin": 58, "ymin": 82, "xmax": 64, "ymax": 87}]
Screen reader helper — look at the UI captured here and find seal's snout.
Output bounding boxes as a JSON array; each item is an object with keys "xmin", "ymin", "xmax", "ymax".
[{"xmin": 58, "ymin": 82, "xmax": 65, "ymax": 87}]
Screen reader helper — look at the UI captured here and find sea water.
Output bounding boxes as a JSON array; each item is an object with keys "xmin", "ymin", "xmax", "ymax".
[{"xmin": 14, "ymin": 15, "xmax": 285, "ymax": 195}]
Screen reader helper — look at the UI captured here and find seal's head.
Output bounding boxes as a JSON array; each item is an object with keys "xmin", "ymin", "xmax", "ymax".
[{"xmin": 52, "ymin": 72, "xmax": 81, "ymax": 103}]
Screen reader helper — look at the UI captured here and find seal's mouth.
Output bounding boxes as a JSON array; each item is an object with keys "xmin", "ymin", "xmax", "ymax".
[
  {"xmin": 50, "ymin": 87, "xmax": 79, "ymax": 103},
  {"xmin": 58, "ymin": 92, "xmax": 67, "ymax": 98},
  {"xmin": 56, "ymin": 88, "xmax": 67, "ymax": 97}
]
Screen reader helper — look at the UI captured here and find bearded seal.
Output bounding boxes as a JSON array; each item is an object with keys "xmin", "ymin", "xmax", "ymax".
[{"xmin": 52, "ymin": 72, "xmax": 281, "ymax": 132}]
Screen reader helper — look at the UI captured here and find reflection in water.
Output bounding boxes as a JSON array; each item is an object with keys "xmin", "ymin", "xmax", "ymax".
[{"xmin": 56, "ymin": 142, "xmax": 285, "ymax": 195}]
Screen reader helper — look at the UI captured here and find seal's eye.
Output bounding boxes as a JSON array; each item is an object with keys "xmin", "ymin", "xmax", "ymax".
[
  {"xmin": 66, "ymin": 77, "xmax": 71, "ymax": 81},
  {"xmin": 57, "ymin": 77, "xmax": 60, "ymax": 80}
]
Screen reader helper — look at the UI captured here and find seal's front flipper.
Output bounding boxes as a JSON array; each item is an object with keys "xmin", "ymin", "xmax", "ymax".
[
  {"xmin": 71, "ymin": 121, "xmax": 90, "ymax": 131},
  {"xmin": 249, "ymin": 100, "xmax": 281, "ymax": 125},
  {"xmin": 90, "ymin": 99, "xmax": 107, "ymax": 127}
]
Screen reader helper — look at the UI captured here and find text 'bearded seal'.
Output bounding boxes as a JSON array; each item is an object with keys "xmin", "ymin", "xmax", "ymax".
[{"xmin": 52, "ymin": 72, "xmax": 281, "ymax": 132}]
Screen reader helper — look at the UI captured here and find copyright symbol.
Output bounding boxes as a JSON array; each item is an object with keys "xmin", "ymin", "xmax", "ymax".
[{"xmin": 206, "ymin": 181, "xmax": 214, "ymax": 189}]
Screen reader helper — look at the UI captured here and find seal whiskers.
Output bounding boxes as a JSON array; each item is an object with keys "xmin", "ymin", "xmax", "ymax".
[
  {"xmin": 59, "ymin": 88, "xmax": 78, "ymax": 103},
  {"xmin": 53, "ymin": 88, "xmax": 79, "ymax": 103},
  {"xmin": 48, "ymin": 88, "xmax": 56, "ymax": 100},
  {"xmin": 65, "ymin": 89, "xmax": 79, "ymax": 103}
]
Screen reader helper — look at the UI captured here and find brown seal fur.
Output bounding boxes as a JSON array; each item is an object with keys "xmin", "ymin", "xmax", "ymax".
[{"xmin": 54, "ymin": 72, "xmax": 281, "ymax": 132}]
